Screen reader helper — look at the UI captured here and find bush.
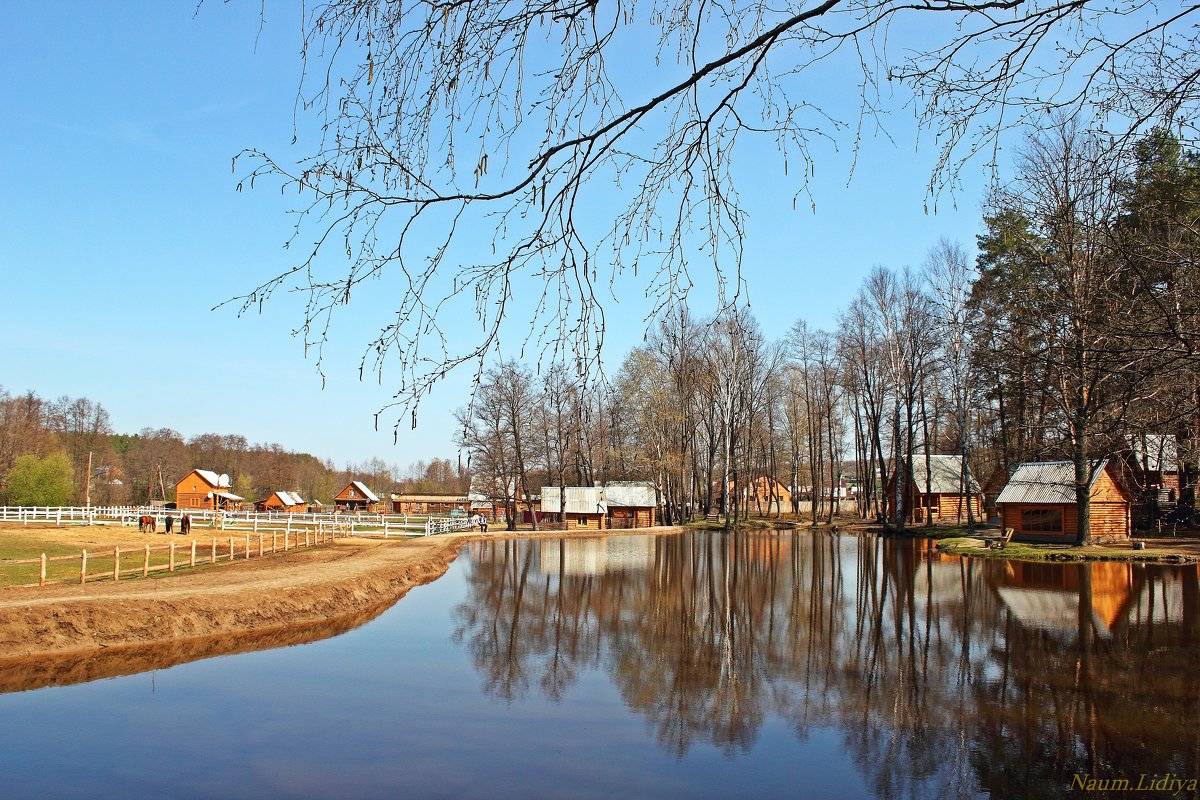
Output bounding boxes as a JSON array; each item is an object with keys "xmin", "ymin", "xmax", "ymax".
[{"xmin": 3, "ymin": 452, "xmax": 74, "ymax": 506}]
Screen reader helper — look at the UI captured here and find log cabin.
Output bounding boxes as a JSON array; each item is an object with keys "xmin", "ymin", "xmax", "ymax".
[
  {"xmin": 602, "ymin": 481, "xmax": 657, "ymax": 528},
  {"xmin": 174, "ymin": 469, "xmax": 245, "ymax": 511},
  {"xmin": 886, "ymin": 454, "xmax": 984, "ymax": 524},
  {"xmin": 257, "ymin": 491, "xmax": 308, "ymax": 514},
  {"xmin": 995, "ymin": 460, "xmax": 1133, "ymax": 542},
  {"xmin": 390, "ymin": 493, "xmax": 471, "ymax": 515},
  {"xmin": 333, "ymin": 480, "xmax": 381, "ymax": 513},
  {"xmin": 541, "ymin": 486, "xmax": 607, "ymax": 530}
]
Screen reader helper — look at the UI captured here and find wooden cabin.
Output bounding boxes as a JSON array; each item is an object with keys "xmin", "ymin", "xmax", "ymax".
[
  {"xmin": 390, "ymin": 493, "xmax": 470, "ymax": 515},
  {"xmin": 731, "ymin": 477, "xmax": 792, "ymax": 513},
  {"xmin": 603, "ymin": 481, "xmax": 657, "ymax": 528},
  {"xmin": 257, "ymin": 490, "xmax": 308, "ymax": 514},
  {"xmin": 174, "ymin": 469, "xmax": 244, "ymax": 511},
  {"xmin": 995, "ymin": 460, "xmax": 1133, "ymax": 543},
  {"xmin": 886, "ymin": 454, "xmax": 984, "ymax": 524},
  {"xmin": 333, "ymin": 480, "xmax": 381, "ymax": 513},
  {"xmin": 541, "ymin": 486, "xmax": 607, "ymax": 530}
]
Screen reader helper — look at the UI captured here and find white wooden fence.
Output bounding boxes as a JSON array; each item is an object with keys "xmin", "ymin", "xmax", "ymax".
[{"xmin": 0, "ymin": 506, "xmax": 470, "ymax": 537}]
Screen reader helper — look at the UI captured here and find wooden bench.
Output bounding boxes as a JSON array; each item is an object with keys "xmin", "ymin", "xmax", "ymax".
[{"xmin": 990, "ymin": 528, "xmax": 1014, "ymax": 550}]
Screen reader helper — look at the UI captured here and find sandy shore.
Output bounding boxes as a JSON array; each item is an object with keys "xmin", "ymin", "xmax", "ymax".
[{"xmin": 0, "ymin": 525, "xmax": 684, "ymax": 693}]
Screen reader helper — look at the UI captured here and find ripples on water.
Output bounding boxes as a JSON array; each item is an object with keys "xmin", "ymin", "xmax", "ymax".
[{"xmin": 2, "ymin": 531, "xmax": 1198, "ymax": 799}]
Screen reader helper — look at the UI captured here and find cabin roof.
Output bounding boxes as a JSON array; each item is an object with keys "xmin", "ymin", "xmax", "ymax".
[
  {"xmin": 188, "ymin": 469, "xmax": 229, "ymax": 488},
  {"xmin": 602, "ymin": 481, "xmax": 656, "ymax": 507},
  {"xmin": 907, "ymin": 454, "xmax": 981, "ymax": 495},
  {"xmin": 339, "ymin": 480, "xmax": 379, "ymax": 503},
  {"xmin": 995, "ymin": 460, "xmax": 1113, "ymax": 505},
  {"xmin": 390, "ymin": 493, "xmax": 468, "ymax": 502}
]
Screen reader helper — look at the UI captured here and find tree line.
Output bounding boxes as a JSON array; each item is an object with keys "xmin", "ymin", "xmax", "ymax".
[
  {"xmin": 0, "ymin": 389, "xmax": 469, "ymax": 507},
  {"xmin": 457, "ymin": 125, "xmax": 1200, "ymax": 543}
]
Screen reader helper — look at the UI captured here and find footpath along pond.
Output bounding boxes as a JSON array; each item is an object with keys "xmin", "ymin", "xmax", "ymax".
[{"xmin": 1, "ymin": 531, "xmax": 1198, "ymax": 798}]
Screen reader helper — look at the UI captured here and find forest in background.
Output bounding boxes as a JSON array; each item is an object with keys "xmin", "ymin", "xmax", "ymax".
[{"xmin": 0, "ymin": 389, "xmax": 469, "ymax": 508}]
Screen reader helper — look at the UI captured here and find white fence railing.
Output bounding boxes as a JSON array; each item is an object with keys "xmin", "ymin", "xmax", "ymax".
[{"xmin": 0, "ymin": 506, "xmax": 473, "ymax": 537}]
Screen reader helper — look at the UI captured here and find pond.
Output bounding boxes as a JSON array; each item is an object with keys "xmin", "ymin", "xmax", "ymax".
[{"xmin": 1, "ymin": 531, "xmax": 1198, "ymax": 799}]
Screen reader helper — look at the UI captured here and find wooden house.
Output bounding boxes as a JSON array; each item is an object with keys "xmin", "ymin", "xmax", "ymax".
[
  {"xmin": 333, "ymin": 480, "xmax": 381, "ymax": 513},
  {"xmin": 257, "ymin": 491, "xmax": 308, "ymax": 514},
  {"xmin": 541, "ymin": 486, "xmax": 607, "ymax": 530},
  {"xmin": 468, "ymin": 479, "xmax": 540, "ymax": 523},
  {"xmin": 390, "ymin": 493, "xmax": 471, "ymax": 515},
  {"xmin": 995, "ymin": 460, "xmax": 1133, "ymax": 542},
  {"xmin": 732, "ymin": 476, "xmax": 792, "ymax": 512},
  {"xmin": 603, "ymin": 481, "xmax": 657, "ymax": 528},
  {"xmin": 174, "ymin": 469, "xmax": 245, "ymax": 511},
  {"xmin": 886, "ymin": 454, "xmax": 984, "ymax": 524}
]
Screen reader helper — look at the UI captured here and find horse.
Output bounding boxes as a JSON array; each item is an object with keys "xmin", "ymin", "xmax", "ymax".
[{"xmin": 138, "ymin": 515, "xmax": 156, "ymax": 534}]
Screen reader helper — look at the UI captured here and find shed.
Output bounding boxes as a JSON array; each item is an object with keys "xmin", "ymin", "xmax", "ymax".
[
  {"xmin": 995, "ymin": 460, "xmax": 1132, "ymax": 542},
  {"xmin": 258, "ymin": 490, "xmax": 308, "ymax": 514},
  {"xmin": 542, "ymin": 486, "xmax": 607, "ymax": 530},
  {"xmin": 334, "ymin": 480, "xmax": 381, "ymax": 513},
  {"xmin": 603, "ymin": 481, "xmax": 657, "ymax": 528},
  {"xmin": 886, "ymin": 454, "xmax": 983, "ymax": 524},
  {"xmin": 390, "ymin": 493, "xmax": 470, "ymax": 515}
]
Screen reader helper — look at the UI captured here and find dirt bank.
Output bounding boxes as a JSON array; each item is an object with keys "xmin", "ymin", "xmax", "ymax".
[
  {"xmin": 0, "ymin": 535, "xmax": 466, "ymax": 688},
  {"xmin": 0, "ymin": 527, "xmax": 685, "ymax": 693}
]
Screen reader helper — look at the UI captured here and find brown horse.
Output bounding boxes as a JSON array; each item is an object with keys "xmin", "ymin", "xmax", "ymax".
[{"xmin": 138, "ymin": 515, "xmax": 156, "ymax": 534}]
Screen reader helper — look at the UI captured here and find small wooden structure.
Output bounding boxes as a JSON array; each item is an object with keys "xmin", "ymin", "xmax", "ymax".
[
  {"xmin": 333, "ymin": 480, "xmax": 381, "ymax": 513},
  {"xmin": 541, "ymin": 486, "xmax": 607, "ymax": 530},
  {"xmin": 731, "ymin": 477, "xmax": 792, "ymax": 512},
  {"xmin": 995, "ymin": 460, "xmax": 1133, "ymax": 542},
  {"xmin": 390, "ymin": 493, "xmax": 470, "ymax": 515},
  {"xmin": 886, "ymin": 454, "xmax": 983, "ymax": 524},
  {"xmin": 257, "ymin": 490, "xmax": 308, "ymax": 514},
  {"xmin": 174, "ymin": 469, "xmax": 244, "ymax": 511},
  {"xmin": 603, "ymin": 481, "xmax": 657, "ymax": 528}
]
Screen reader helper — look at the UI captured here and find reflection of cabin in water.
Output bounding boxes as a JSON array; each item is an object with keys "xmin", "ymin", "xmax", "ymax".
[
  {"xmin": 885, "ymin": 454, "xmax": 983, "ymax": 524},
  {"xmin": 334, "ymin": 480, "xmax": 381, "ymax": 513},
  {"xmin": 996, "ymin": 460, "xmax": 1132, "ymax": 542},
  {"xmin": 538, "ymin": 535, "xmax": 654, "ymax": 576},
  {"xmin": 174, "ymin": 469, "xmax": 244, "ymax": 511},
  {"xmin": 988, "ymin": 559, "xmax": 1140, "ymax": 637},
  {"xmin": 390, "ymin": 493, "xmax": 470, "ymax": 515},
  {"xmin": 256, "ymin": 490, "xmax": 308, "ymax": 513}
]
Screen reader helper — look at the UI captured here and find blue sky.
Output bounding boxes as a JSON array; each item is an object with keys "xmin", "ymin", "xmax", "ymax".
[{"xmin": 2, "ymin": 1, "xmax": 991, "ymax": 467}]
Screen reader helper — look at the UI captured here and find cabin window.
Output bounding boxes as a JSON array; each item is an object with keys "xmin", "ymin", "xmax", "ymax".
[{"xmin": 1020, "ymin": 508, "xmax": 1063, "ymax": 532}]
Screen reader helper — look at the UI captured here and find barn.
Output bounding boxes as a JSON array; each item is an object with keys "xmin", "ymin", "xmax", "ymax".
[
  {"xmin": 886, "ymin": 454, "xmax": 984, "ymax": 524},
  {"xmin": 258, "ymin": 491, "xmax": 308, "ymax": 514},
  {"xmin": 334, "ymin": 480, "xmax": 381, "ymax": 513},
  {"xmin": 174, "ymin": 469, "xmax": 244, "ymax": 511},
  {"xmin": 995, "ymin": 460, "xmax": 1133, "ymax": 543}
]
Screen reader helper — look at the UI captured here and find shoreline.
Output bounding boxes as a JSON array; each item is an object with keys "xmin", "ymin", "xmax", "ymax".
[{"xmin": 0, "ymin": 526, "xmax": 685, "ymax": 693}]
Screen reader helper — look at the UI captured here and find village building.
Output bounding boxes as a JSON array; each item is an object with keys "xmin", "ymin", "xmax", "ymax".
[
  {"xmin": 256, "ymin": 491, "xmax": 308, "ymax": 513},
  {"xmin": 468, "ymin": 478, "xmax": 539, "ymax": 523},
  {"xmin": 732, "ymin": 476, "xmax": 792, "ymax": 512},
  {"xmin": 602, "ymin": 481, "xmax": 657, "ymax": 528},
  {"xmin": 995, "ymin": 460, "xmax": 1133, "ymax": 542},
  {"xmin": 174, "ymin": 469, "xmax": 244, "ymax": 511},
  {"xmin": 333, "ymin": 480, "xmax": 381, "ymax": 513},
  {"xmin": 1120, "ymin": 434, "xmax": 1182, "ymax": 528},
  {"xmin": 541, "ymin": 485, "xmax": 607, "ymax": 530},
  {"xmin": 886, "ymin": 454, "xmax": 983, "ymax": 524},
  {"xmin": 390, "ymin": 493, "xmax": 471, "ymax": 515}
]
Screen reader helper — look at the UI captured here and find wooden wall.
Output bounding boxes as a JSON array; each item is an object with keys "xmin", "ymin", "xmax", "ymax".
[
  {"xmin": 175, "ymin": 470, "xmax": 216, "ymax": 510},
  {"xmin": 565, "ymin": 512, "xmax": 606, "ymax": 530}
]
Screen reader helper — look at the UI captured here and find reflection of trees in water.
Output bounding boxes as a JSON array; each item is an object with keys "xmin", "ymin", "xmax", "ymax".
[{"xmin": 454, "ymin": 534, "xmax": 1200, "ymax": 797}]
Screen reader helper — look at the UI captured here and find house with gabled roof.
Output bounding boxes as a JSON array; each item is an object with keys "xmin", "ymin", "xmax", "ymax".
[
  {"xmin": 257, "ymin": 490, "xmax": 308, "ymax": 513},
  {"xmin": 996, "ymin": 460, "xmax": 1132, "ymax": 542},
  {"xmin": 886, "ymin": 454, "xmax": 983, "ymax": 524},
  {"xmin": 174, "ymin": 468, "xmax": 245, "ymax": 511},
  {"xmin": 333, "ymin": 480, "xmax": 381, "ymax": 512}
]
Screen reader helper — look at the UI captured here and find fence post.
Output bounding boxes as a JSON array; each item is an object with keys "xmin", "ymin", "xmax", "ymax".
[
  {"xmin": 40, "ymin": 553, "xmax": 46, "ymax": 587},
  {"xmin": 229, "ymin": 537, "xmax": 234, "ymax": 562},
  {"xmin": 272, "ymin": 532, "xmax": 277, "ymax": 553},
  {"xmin": 254, "ymin": 516, "xmax": 259, "ymax": 534},
  {"xmin": 144, "ymin": 544, "xmax": 150, "ymax": 578},
  {"xmin": 258, "ymin": 534, "xmax": 263, "ymax": 557},
  {"xmin": 114, "ymin": 546, "xmax": 120, "ymax": 581},
  {"xmin": 191, "ymin": 540, "xmax": 197, "ymax": 568},
  {"xmin": 211, "ymin": 538, "xmax": 216, "ymax": 565},
  {"xmin": 245, "ymin": 534, "xmax": 250, "ymax": 559},
  {"xmin": 80, "ymin": 549, "xmax": 87, "ymax": 584},
  {"xmin": 169, "ymin": 541, "xmax": 175, "ymax": 572},
  {"xmin": 284, "ymin": 531, "xmax": 290, "ymax": 551},
  {"xmin": 305, "ymin": 529, "xmax": 311, "ymax": 548},
  {"xmin": 286, "ymin": 516, "xmax": 292, "ymax": 539}
]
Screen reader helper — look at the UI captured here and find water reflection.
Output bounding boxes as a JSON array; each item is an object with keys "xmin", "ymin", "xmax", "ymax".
[{"xmin": 456, "ymin": 533, "xmax": 1200, "ymax": 798}]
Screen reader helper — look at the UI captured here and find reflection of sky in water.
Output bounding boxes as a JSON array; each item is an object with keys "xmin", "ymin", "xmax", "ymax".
[{"xmin": 1, "ymin": 533, "xmax": 1197, "ymax": 799}]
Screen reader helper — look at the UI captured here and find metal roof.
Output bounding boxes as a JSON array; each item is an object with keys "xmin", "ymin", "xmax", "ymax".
[
  {"xmin": 194, "ymin": 469, "xmax": 221, "ymax": 487},
  {"xmin": 995, "ymin": 460, "xmax": 1110, "ymax": 505},
  {"xmin": 602, "ymin": 481, "xmax": 656, "ymax": 507},
  {"xmin": 907, "ymin": 455, "xmax": 981, "ymax": 495},
  {"xmin": 347, "ymin": 481, "xmax": 380, "ymax": 503}
]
